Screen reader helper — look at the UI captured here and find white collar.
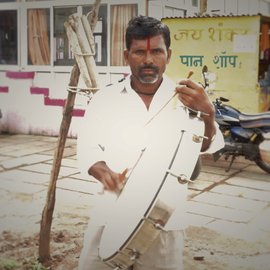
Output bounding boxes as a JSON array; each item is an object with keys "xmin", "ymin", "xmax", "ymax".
[{"xmin": 121, "ymin": 74, "xmax": 175, "ymax": 96}]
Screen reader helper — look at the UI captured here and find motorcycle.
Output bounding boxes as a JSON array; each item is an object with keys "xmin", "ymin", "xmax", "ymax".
[
  {"xmin": 212, "ymin": 96, "xmax": 270, "ymax": 173},
  {"xmin": 199, "ymin": 65, "xmax": 270, "ymax": 174}
]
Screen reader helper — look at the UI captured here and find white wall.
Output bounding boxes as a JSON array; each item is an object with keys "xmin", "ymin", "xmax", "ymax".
[
  {"xmin": 207, "ymin": 0, "xmax": 270, "ymax": 16},
  {"xmin": 1, "ymin": 0, "xmax": 270, "ymax": 136},
  {"xmin": 148, "ymin": 0, "xmax": 199, "ymax": 19}
]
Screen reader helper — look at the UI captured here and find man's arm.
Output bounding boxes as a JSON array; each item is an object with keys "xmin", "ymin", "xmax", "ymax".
[
  {"xmin": 175, "ymin": 78, "xmax": 224, "ymax": 152},
  {"xmin": 201, "ymin": 110, "xmax": 216, "ymax": 152}
]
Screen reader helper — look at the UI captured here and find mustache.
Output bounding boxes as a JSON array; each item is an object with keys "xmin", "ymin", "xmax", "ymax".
[{"xmin": 139, "ymin": 65, "xmax": 159, "ymax": 72}]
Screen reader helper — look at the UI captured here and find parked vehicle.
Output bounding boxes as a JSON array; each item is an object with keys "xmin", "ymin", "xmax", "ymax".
[
  {"xmin": 212, "ymin": 96, "xmax": 270, "ymax": 173},
  {"xmin": 188, "ymin": 66, "xmax": 270, "ymax": 179},
  {"xmin": 198, "ymin": 65, "xmax": 270, "ymax": 174}
]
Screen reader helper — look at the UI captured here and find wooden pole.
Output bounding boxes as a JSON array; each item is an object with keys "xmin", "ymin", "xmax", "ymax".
[
  {"xmin": 68, "ymin": 14, "xmax": 99, "ymax": 90},
  {"xmin": 38, "ymin": 1, "xmax": 101, "ymax": 263},
  {"xmin": 38, "ymin": 65, "xmax": 80, "ymax": 262},
  {"xmin": 64, "ymin": 22, "xmax": 92, "ymax": 89}
]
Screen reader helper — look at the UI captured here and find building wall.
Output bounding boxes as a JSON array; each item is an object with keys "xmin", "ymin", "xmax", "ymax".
[
  {"xmin": 0, "ymin": 0, "xmax": 201, "ymax": 137},
  {"xmin": 0, "ymin": 0, "xmax": 269, "ymax": 136},
  {"xmin": 207, "ymin": 0, "xmax": 270, "ymax": 16}
]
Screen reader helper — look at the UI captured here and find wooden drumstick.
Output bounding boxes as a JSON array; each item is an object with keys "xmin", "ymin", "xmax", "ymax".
[
  {"xmin": 117, "ymin": 168, "xmax": 129, "ymax": 192},
  {"xmin": 172, "ymin": 71, "xmax": 194, "ymax": 109},
  {"xmin": 118, "ymin": 168, "xmax": 129, "ymax": 183},
  {"xmin": 187, "ymin": 70, "xmax": 194, "ymax": 79},
  {"xmin": 145, "ymin": 71, "xmax": 195, "ymax": 125}
]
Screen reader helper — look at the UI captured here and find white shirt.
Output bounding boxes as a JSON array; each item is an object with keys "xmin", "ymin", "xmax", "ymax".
[{"xmin": 77, "ymin": 75, "xmax": 224, "ymax": 230}]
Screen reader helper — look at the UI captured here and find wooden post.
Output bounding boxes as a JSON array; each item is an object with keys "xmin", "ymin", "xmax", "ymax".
[
  {"xmin": 38, "ymin": 65, "xmax": 80, "ymax": 262},
  {"xmin": 38, "ymin": 0, "xmax": 101, "ymax": 263}
]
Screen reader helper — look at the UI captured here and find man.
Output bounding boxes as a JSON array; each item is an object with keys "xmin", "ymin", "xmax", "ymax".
[{"xmin": 77, "ymin": 15, "xmax": 224, "ymax": 270}]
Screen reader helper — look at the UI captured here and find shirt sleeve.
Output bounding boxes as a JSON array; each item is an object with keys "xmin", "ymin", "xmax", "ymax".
[
  {"xmin": 77, "ymin": 91, "xmax": 108, "ymax": 178},
  {"xmin": 201, "ymin": 121, "xmax": 225, "ymax": 154}
]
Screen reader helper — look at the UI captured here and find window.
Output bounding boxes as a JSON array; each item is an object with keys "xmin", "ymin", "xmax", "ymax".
[
  {"xmin": 110, "ymin": 4, "xmax": 137, "ymax": 66},
  {"xmin": 53, "ymin": 6, "xmax": 77, "ymax": 66},
  {"xmin": 82, "ymin": 4, "xmax": 107, "ymax": 66},
  {"xmin": 52, "ymin": 3, "xmax": 137, "ymax": 67},
  {"xmin": 192, "ymin": 0, "xmax": 199, "ymax": 7},
  {"xmin": 0, "ymin": 2, "xmax": 139, "ymax": 69},
  {"xmin": 0, "ymin": 10, "xmax": 17, "ymax": 65},
  {"xmin": 27, "ymin": 8, "xmax": 50, "ymax": 65}
]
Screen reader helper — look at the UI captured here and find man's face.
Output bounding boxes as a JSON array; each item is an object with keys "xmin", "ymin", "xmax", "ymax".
[{"xmin": 124, "ymin": 35, "xmax": 171, "ymax": 84}]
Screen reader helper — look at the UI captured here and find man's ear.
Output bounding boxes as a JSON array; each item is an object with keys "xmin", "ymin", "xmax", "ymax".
[
  {"xmin": 167, "ymin": 48, "xmax": 172, "ymax": 64},
  {"xmin": 124, "ymin": 49, "xmax": 129, "ymax": 65}
]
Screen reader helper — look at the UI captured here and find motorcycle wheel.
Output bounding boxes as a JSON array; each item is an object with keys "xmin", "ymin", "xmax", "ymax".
[{"xmin": 255, "ymin": 158, "xmax": 270, "ymax": 174}]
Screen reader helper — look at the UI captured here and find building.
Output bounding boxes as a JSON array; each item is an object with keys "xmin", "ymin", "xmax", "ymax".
[{"xmin": 0, "ymin": 0, "xmax": 270, "ymax": 136}]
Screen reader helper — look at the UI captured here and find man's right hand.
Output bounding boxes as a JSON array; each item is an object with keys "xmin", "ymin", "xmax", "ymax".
[{"xmin": 89, "ymin": 161, "xmax": 127, "ymax": 192}]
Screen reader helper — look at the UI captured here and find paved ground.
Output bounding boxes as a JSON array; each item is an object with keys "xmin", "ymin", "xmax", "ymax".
[{"xmin": 0, "ymin": 133, "xmax": 270, "ymax": 269}]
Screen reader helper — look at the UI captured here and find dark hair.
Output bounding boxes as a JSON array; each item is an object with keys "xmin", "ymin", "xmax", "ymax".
[{"xmin": 125, "ymin": 15, "xmax": 171, "ymax": 51}]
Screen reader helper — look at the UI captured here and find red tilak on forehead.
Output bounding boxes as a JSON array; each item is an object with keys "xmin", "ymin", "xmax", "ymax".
[{"xmin": 146, "ymin": 36, "xmax": 151, "ymax": 51}]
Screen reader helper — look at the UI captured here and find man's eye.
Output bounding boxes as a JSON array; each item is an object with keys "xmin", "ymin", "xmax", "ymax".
[
  {"xmin": 135, "ymin": 50, "xmax": 145, "ymax": 55},
  {"xmin": 152, "ymin": 49, "xmax": 162, "ymax": 54}
]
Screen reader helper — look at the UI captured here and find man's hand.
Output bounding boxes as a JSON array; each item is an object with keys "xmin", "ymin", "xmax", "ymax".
[
  {"xmin": 175, "ymin": 79, "xmax": 215, "ymax": 117},
  {"xmin": 175, "ymin": 79, "xmax": 216, "ymax": 151},
  {"xmin": 88, "ymin": 161, "xmax": 128, "ymax": 192}
]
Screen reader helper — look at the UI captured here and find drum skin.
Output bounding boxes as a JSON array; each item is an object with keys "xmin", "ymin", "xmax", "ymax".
[{"xmin": 99, "ymin": 107, "xmax": 204, "ymax": 269}]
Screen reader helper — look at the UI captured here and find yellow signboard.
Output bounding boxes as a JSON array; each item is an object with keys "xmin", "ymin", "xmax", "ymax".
[{"xmin": 162, "ymin": 15, "xmax": 261, "ymax": 113}]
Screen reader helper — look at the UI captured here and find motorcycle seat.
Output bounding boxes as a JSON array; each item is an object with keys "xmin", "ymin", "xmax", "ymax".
[{"xmin": 239, "ymin": 112, "xmax": 270, "ymax": 128}]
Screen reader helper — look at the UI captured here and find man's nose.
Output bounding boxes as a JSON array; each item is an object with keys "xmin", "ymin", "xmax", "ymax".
[{"xmin": 144, "ymin": 51, "xmax": 153, "ymax": 64}]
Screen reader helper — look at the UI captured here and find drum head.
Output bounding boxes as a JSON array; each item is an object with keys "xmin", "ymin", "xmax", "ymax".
[
  {"xmin": 99, "ymin": 112, "xmax": 204, "ymax": 261},
  {"xmin": 99, "ymin": 138, "xmax": 171, "ymax": 259}
]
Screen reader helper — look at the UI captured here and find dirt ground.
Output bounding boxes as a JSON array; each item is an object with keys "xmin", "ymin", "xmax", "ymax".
[{"xmin": 1, "ymin": 224, "xmax": 270, "ymax": 270}]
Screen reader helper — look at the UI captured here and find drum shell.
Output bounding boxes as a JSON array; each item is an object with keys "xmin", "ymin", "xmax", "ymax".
[
  {"xmin": 99, "ymin": 107, "xmax": 205, "ymax": 269},
  {"xmin": 259, "ymin": 134, "xmax": 270, "ymax": 163}
]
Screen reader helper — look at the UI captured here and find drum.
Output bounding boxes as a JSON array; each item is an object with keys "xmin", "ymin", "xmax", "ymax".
[
  {"xmin": 99, "ymin": 112, "xmax": 204, "ymax": 270},
  {"xmin": 259, "ymin": 132, "xmax": 270, "ymax": 163}
]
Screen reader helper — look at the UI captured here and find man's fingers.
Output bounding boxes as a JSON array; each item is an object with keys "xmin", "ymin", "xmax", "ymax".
[
  {"xmin": 102, "ymin": 169, "xmax": 129, "ymax": 192},
  {"xmin": 177, "ymin": 79, "xmax": 199, "ymax": 89},
  {"xmin": 116, "ymin": 168, "xmax": 129, "ymax": 191},
  {"xmin": 102, "ymin": 172, "xmax": 118, "ymax": 191},
  {"xmin": 119, "ymin": 168, "xmax": 129, "ymax": 182}
]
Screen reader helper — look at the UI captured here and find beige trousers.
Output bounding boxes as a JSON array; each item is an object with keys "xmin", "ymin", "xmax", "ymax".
[{"xmin": 78, "ymin": 224, "xmax": 184, "ymax": 270}]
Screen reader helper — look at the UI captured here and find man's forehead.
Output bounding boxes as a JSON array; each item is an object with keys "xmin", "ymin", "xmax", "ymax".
[
  {"xmin": 130, "ymin": 35, "xmax": 165, "ymax": 47},
  {"xmin": 147, "ymin": 36, "xmax": 150, "ymax": 50}
]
